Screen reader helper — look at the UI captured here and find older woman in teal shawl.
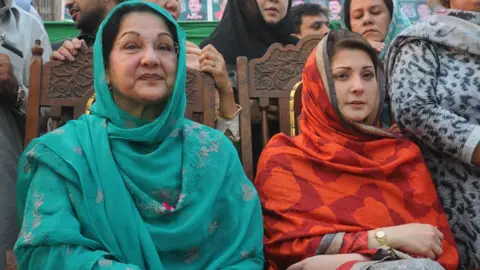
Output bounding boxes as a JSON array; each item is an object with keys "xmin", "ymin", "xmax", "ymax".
[
  {"xmin": 14, "ymin": 2, "xmax": 264, "ymax": 269},
  {"xmin": 341, "ymin": 0, "xmax": 411, "ymax": 61}
]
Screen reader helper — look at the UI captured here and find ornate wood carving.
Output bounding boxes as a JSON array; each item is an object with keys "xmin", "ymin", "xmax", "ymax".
[
  {"xmin": 250, "ymin": 35, "xmax": 322, "ymax": 94},
  {"xmin": 48, "ymin": 51, "xmax": 94, "ymax": 99},
  {"xmin": 186, "ymin": 69, "xmax": 198, "ymax": 105}
]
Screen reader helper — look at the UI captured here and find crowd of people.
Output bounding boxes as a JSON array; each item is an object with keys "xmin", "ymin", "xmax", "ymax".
[{"xmin": 1, "ymin": 0, "xmax": 480, "ymax": 269}]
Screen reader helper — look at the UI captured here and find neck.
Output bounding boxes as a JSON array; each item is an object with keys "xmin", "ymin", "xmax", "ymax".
[{"xmin": 113, "ymin": 91, "xmax": 167, "ymax": 122}]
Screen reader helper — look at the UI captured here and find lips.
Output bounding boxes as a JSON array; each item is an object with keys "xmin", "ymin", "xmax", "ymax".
[
  {"xmin": 265, "ymin": 7, "xmax": 279, "ymax": 12},
  {"xmin": 138, "ymin": 74, "xmax": 164, "ymax": 80},
  {"xmin": 363, "ymin": 29, "xmax": 378, "ymax": 35},
  {"xmin": 347, "ymin": 101, "xmax": 366, "ymax": 105}
]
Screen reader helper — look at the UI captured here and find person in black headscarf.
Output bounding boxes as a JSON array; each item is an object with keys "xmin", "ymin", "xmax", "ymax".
[
  {"xmin": 201, "ymin": 0, "xmax": 298, "ymax": 173},
  {"xmin": 201, "ymin": 0, "xmax": 298, "ymax": 65}
]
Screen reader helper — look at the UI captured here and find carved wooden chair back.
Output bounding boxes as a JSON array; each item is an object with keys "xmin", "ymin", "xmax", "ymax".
[
  {"xmin": 237, "ymin": 35, "xmax": 322, "ymax": 180},
  {"xmin": 24, "ymin": 41, "xmax": 216, "ymax": 148}
]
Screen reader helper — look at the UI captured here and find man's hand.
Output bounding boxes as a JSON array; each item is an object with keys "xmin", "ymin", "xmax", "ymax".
[
  {"xmin": 50, "ymin": 38, "xmax": 88, "ymax": 62},
  {"xmin": 0, "ymin": 54, "xmax": 19, "ymax": 107}
]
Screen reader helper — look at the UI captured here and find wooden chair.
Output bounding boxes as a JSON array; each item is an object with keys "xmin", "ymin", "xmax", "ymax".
[
  {"xmin": 237, "ymin": 35, "xmax": 322, "ymax": 180},
  {"xmin": 24, "ymin": 40, "xmax": 215, "ymax": 148},
  {"xmin": 290, "ymin": 81, "xmax": 303, "ymax": 136}
]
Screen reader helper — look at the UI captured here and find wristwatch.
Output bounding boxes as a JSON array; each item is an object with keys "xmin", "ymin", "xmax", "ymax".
[{"xmin": 375, "ymin": 229, "xmax": 389, "ymax": 246}]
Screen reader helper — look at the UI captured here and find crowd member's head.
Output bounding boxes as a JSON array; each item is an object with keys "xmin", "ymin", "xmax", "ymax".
[
  {"xmin": 429, "ymin": 0, "xmax": 480, "ymax": 12},
  {"xmin": 65, "ymin": 0, "xmax": 123, "ymax": 34},
  {"xmin": 319, "ymin": 30, "xmax": 381, "ymax": 125},
  {"xmin": 101, "ymin": 2, "xmax": 179, "ymax": 118},
  {"xmin": 291, "ymin": 3, "xmax": 330, "ymax": 39},
  {"xmin": 200, "ymin": 0, "xmax": 298, "ymax": 65},
  {"xmin": 342, "ymin": 0, "xmax": 411, "ymax": 59}
]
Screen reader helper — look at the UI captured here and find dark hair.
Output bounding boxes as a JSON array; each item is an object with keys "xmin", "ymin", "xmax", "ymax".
[
  {"xmin": 326, "ymin": 30, "xmax": 380, "ymax": 74},
  {"xmin": 102, "ymin": 3, "xmax": 178, "ymax": 69},
  {"xmin": 291, "ymin": 3, "xmax": 329, "ymax": 33},
  {"xmin": 343, "ymin": 0, "xmax": 393, "ymax": 30}
]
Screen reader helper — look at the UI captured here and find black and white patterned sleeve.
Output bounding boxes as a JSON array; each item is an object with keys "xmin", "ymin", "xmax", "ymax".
[{"xmin": 390, "ymin": 39, "xmax": 480, "ymax": 165}]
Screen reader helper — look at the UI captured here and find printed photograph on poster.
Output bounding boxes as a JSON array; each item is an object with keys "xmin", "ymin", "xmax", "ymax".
[{"xmin": 180, "ymin": 0, "xmax": 208, "ymax": 21}]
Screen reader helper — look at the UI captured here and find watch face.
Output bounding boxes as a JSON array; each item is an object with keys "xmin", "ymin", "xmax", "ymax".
[{"xmin": 376, "ymin": 230, "xmax": 386, "ymax": 238}]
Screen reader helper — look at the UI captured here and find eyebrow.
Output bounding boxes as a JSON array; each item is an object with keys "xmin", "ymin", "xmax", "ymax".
[
  {"xmin": 118, "ymin": 31, "xmax": 174, "ymax": 40},
  {"xmin": 332, "ymin": 66, "xmax": 375, "ymax": 70},
  {"xmin": 351, "ymin": 4, "xmax": 381, "ymax": 12}
]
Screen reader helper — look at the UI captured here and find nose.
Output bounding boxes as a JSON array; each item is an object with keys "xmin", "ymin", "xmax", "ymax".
[
  {"xmin": 362, "ymin": 12, "xmax": 374, "ymax": 25},
  {"xmin": 351, "ymin": 75, "xmax": 365, "ymax": 95},
  {"xmin": 140, "ymin": 45, "xmax": 160, "ymax": 67}
]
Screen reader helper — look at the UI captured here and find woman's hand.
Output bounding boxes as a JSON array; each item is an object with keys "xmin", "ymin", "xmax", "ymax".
[
  {"xmin": 383, "ymin": 223, "xmax": 444, "ymax": 259},
  {"xmin": 50, "ymin": 38, "xmax": 88, "ymax": 62},
  {"xmin": 368, "ymin": 40, "xmax": 386, "ymax": 53},
  {"xmin": 287, "ymin": 254, "xmax": 370, "ymax": 270},
  {"xmin": 199, "ymin": 44, "xmax": 232, "ymax": 94}
]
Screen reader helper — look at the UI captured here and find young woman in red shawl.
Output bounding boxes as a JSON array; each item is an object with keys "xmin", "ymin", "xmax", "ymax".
[{"xmin": 255, "ymin": 30, "xmax": 459, "ymax": 270}]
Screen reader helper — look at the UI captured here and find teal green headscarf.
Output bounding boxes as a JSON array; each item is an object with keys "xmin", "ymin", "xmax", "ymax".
[
  {"xmin": 15, "ymin": 2, "xmax": 264, "ymax": 269},
  {"xmin": 340, "ymin": 0, "xmax": 411, "ymax": 60}
]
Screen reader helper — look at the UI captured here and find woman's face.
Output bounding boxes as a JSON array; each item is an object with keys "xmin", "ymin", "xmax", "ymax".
[
  {"xmin": 349, "ymin": 0, "xmax": 391, "ymax": 43},
  {"xmin": 144, "ymin": 0, "xmax": 180, "ymax": 20},
  {"xmin": 257, "ymin": 0, "xmax": 289, "ymax": 24},
  {"xmin": 330, "ymin": 48, "xmax": 378, "ymax": 123},
  {"xmin": 106, "ymin": 11, "xmax": 178, "ymax": 107},
  {"xmin": 449, "ymin": 0, "xmax": 480, "ymax": 12}
]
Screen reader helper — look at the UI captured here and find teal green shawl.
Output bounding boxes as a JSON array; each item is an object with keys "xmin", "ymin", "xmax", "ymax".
[
  {"xmin": 15, "ymin": 2, "xmax": 264, "ymax": 269},
  {"xmin": 340, "ymin": 0, "xmax": 411, "ymax": 60}
]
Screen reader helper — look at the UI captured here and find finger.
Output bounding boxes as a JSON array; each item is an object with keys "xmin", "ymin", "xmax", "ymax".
[
  {"xmin": 200, "ymin": 59, "xmax": 218, "ymax": 70},
  {"xmin": 434, "ymin": 227, "xmax": 444, "ymax": 240},
  {"xmin": 71, "ymin": 38, "xmax": 82, "ymax": 49},
  {"xmin": 200, "ymin": 50, "xmax": 221, "ymax": 62},
  {"xmin": 80, "ymin": 39, "xmax": 89, "ymax": 54},
  {"xmin": 50, "ymin": 51, "xmax": 66, "ymax": 61},
  {"xmin": 186, "ymin": 45, "xmax": 202, "ymax": 56},
  {"xmin": 426, "ymin": 250, "xmax": 436, "ymax": 260},
  {"xmin": 200, "ymin": 65, "xmax": 217, "ymax": 76},
  {"xmin": 431, "ymin": 244, "xmax": 443, "ymax": 258},
  {"xmin": 57, "ymin": 47, "xmax": 75, "ymax": 61},
  {"xmin": 63, "ymin": 40, "xmax": 78, "ymax": 56}
]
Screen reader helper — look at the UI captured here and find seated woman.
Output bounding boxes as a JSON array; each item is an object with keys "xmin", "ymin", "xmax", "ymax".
[
  {"xmin": 341, "ymin": 0, "xmax": 410, "ymax": 60},
  {"xmin": 254, "ymin": 30, "xmax": 458, "ymax": 270},
  {"xmin": 14, "ymin": 2, "xmax": 264, "ymax": 269},
  {"xmin": 385, "ymin": 0, "xmax": 480, "ymax": 267}
]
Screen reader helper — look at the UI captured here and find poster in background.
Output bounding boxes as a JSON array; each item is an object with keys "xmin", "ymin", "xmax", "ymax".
[
  {"xmin": 59, "ymin": 0, "xmax": 432, "ymax": 23},
  {"xmin": 180, "ymin": 0, "xmax": 209, "ymax": 21}
]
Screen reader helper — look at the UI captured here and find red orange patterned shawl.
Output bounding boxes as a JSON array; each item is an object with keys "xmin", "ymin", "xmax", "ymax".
[{"xmin": 255, "ymin": 33, "xmax": 458, "ymax": 270}]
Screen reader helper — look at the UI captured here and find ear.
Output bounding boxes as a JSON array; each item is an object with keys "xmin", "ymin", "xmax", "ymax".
[{"xmin": 105, "ymin": 69, "xmax": 111, "ymax": 85}]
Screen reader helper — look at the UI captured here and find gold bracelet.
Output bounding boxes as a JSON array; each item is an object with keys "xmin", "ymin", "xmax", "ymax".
[{"xmin": 218, "ymin": 104, "xmax": 242, "ymax": 121}]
